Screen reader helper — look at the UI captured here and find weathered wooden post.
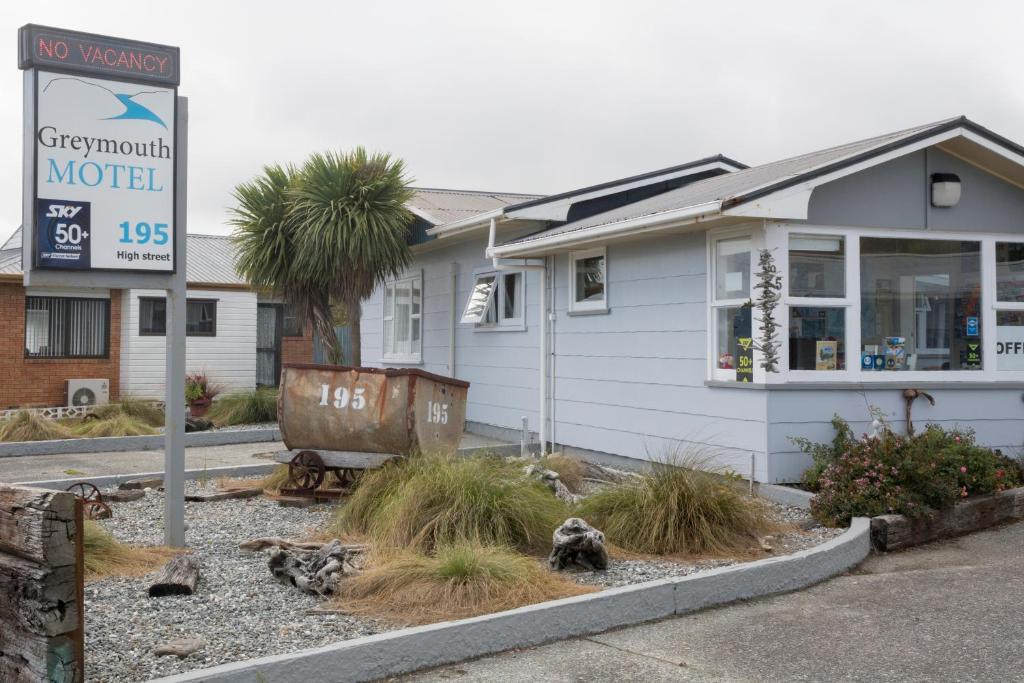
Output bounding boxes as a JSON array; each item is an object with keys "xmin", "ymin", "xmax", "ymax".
[{"xmin": 0, "ymin": 484, "xmax": 84, "ymax": 682}]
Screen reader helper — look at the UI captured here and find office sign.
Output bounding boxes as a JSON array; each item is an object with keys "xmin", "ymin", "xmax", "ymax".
[
  {"xmin": 20, "ymin": 25, "xmax": 178, "ymax": 273},
  {"xmin": 997, "ymin": 324, "xmax": 1024, "ymax": 371}
]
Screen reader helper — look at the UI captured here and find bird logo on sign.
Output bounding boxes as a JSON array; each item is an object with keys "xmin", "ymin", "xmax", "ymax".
[{"xmin": 43, "ymin": 76, "xmax": 168, "ymax": 128}]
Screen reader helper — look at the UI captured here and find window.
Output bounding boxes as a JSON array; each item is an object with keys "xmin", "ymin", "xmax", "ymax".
[
  {"xmin": 715, "ymin": 237, "xmax": 750, "ymax": 300},
  {"xmin": 282, "ymin": 304, "xmax": 303, "ymax": 337},
  {"xmin": 860, "ymin": 238, "xmax": 981, "ymax": 371},
  {"xmin": 138, "ymin": 297, "xmax": 217, "ymax": 337},
  {"xmin": 711, "ymin": 236, "xmax": 754, "ymax": 381},
  {"xmin": 790, "ymin": 307, "xmax": 846, "ymax": 370},
  {"xmin": 25, "ymin": 296, "xmax": 110, "ymax": 358},
  {"xmin": 789, "ymin": 235, "xmax": 845, "ymax": 298},
  {"xmin": 462, "ymin": 270, "xmax": 525, "ymax": 329},
  {"xmin": 383, "ymin": 274, "xmax": 422, "ymax": 361},
  {"xmin": 569, "ymin": 248, "xmax": 607, "ymax": 312},
  {"xmin": 996, "ymin": 242, "xmax": 1024, "ymax": 303}
]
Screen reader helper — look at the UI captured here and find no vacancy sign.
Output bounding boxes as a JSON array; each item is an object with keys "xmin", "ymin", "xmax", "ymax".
[{"xmin": 20, "ymin": 25, "xmax": 179, "ymax": 273}]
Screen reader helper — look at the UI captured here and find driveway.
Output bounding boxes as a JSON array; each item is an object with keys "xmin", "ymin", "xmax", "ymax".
[{"xmin": 400, "ymin": 520, "xmax": 1024, "ymax": 682}]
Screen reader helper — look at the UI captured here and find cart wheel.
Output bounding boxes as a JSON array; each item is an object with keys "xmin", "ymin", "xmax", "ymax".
[
  {"xmin": 65, "ymin": 482, "xmax": 112, "ymax": 520},
  {"xmin": 288, "ymin": 451, "xmax": 326, "ymax": 491}
]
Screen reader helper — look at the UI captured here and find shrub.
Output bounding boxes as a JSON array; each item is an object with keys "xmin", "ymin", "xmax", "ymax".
[
  {"xmin": 83, "ymin": 520, "xmax": 177, "ymax": 581},
  {"xmin": 337, "ymin": 543, "xmax": 595, "ymax": 623},
  {"xmin": 331, "ymin": 453, "xmax": 568, "ymax": 554},
  {"xmin": 185, "ymin": 372, "xmax": 221, "ymax": 403},
  {"xmin": 72, "ymin": 414, "xmax": 158, "ymax": 438},
  {"xmin": 207, "ymin": 388, "xmax": 278, "ymax": 426},
  {"xmin": 801, "ymin": 419, "xmax": 1023, "ymax": 526},
  {"xmin": 0, "ymin": 411, "xmax": 72, "ymax": 442},
  {"xmin": 90, "ymin": 396, "xmax": 164, "ymax": 427},
  {"xmin": 577, "ymin": 456, "xmax": 773, "ymax": 556}
]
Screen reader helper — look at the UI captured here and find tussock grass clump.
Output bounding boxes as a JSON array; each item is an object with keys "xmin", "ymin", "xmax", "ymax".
[
  {"xmin": 207, "ymin": 388, "xmax": 278, "ymax": 426},
  {"xmin": 73, "ymin": 414, "xmax": 158, "ymax": 438},
  {"xmin": 538, "ymin": 454, "xmax": 586, "ymax": 493},
  {"xmin": 578, "ymin": 456, "xmax": 774, "ymax": 556},
  {"xmin": 332, "ymin": 453, "xmax": 568, "ymax": 554},
  {"xmin": 0, "ymin": 410, "xmax": 72, "ymax": 442},
  {"xmin": 337, "ymin": 543, "xmax": 595, "ymax": 623},
  {"xmin": 83, "ymin": 520, "xmax": 178, "ymax": 581},
  {"xmin": 90, "ymin": 396, "xmax": 164, "ymax": 427}
]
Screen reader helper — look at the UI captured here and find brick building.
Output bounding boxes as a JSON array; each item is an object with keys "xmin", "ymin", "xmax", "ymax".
[{"xmin": 0, "ymin": 230, "xmax": 313, "ymax": 409}]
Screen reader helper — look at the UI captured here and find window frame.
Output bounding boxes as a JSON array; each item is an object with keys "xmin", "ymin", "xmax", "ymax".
[
  {"xmin": 24, "ymin": 295, "xmax": 111, "ymax": 359},
  {"xmin": 568, "ymin": 247, "xmax": 608, "ymax": 314},
  {"xmin": 137, "ymin": 296, "xmax": 218, "ymax": 337},
  {"xmin": 708, "ymin": 228, "xmax": 762, "ymax": 382},
  {"xmin": 469, "ymin": 267, "xmax": 527, "ymax": 332},
  {"xmin": 731, "ymin": 222, "xmax": 1024, "ymax": 384},
  {"xmin": 382, "ymin": 272, "xmax": 423, "ymax": 363}
]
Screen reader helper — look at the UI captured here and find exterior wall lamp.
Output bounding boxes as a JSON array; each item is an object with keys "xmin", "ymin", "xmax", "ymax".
[{"xmin": 931, "ymin": 172, "xmax": 961, "ymax": 207}]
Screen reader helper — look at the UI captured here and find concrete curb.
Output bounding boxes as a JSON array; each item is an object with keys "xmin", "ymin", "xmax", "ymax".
[
  {"xmin": 153, "ymin": 518, "xmax": 870, "ymax": 683},
  {"xmin": 13, "ymin": 462, "xmax": 280, "ymax": 491},
  {"xmin": 0, "ymin": 427, "xmax": 281, "ymax": 458},
  {"xmin": 755, "ymin": 483, "xmax": 815, "ymax": 510}
]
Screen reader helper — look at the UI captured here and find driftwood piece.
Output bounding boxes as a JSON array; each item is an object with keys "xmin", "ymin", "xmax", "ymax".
[
  {"xmin": 267, "ymin": 539, "xmax": 350, "ymax": 595},
  {"xmin": 101, "ymin": 489, "xmax": 145, "ymax": 503},
  {"xmin": 0, "ymin": 484, "xmax": 84, "ymax": 683},
  {"xmin": 153, "ymin": 638, "xmax": 205, "ymax": 658},
  {"xmin": 548, "ymin": 517, "xmax": 609, "ymax": 571},
  {"xmin": 524, "ymin": 464, "xmax": 581, "ymax": 503},
  {"xmin": 184, "ymin": 488, "xmax": 262, "ymax": 502},
  {"xmin": 871, "ymin": 488, "xmax": 1024, "ymax": 551},
  {"xmin": 148, "ymin": 555, "xmax": 200, "ymax": 597},
  {"xmin": 119, "ymin": 477, "xmax": 163, "ymax": 491}
]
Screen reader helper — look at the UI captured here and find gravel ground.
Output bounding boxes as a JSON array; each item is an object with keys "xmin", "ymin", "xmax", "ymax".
[
  {"xmin": 86, "ymin": 481, "xmax": 839, "ymax": 681},
  {"xmin": 86, "ymin": 479, "xmax": 385, "ymax": 683},
  {"xmin": 572, "ymin": 501, "xmax": 844, "ymax": 589}
]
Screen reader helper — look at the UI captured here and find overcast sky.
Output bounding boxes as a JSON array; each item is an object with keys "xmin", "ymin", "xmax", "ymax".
[{"xmin": 3, "ymin": 0, "xmax": 1024, "ymax": 245}]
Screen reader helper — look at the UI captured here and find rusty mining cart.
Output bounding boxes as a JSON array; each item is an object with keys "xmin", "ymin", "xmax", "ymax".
[{"xmin": 274, "ymin": 364, "xmax": 469, "ymax": 499}]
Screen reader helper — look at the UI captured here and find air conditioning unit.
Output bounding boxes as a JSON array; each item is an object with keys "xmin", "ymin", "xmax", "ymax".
[{"xmin": 66, "ymin": 379, "xmax": 110, "ymax": 407}]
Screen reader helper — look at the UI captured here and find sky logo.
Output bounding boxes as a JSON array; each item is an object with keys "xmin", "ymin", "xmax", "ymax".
[{"xmin": 43, "ymin": 77, "xmax": 167, "ymax": 129}]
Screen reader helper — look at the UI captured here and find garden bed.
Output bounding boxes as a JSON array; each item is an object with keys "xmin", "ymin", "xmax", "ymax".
[{"xmin": 85, "ymin": 477, "xmax": 842, "ymax": 682}]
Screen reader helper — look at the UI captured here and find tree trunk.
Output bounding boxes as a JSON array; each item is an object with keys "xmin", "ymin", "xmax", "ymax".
[
  {"xmin": 312, "ymin": 303, "xmax": 342, "ymax": 366},
  {"xmin": 148, "ymin": 554, "xmax": 199, "ymax": 597},
  {"xmin": 348, "ymin": 299, "xmax": 362, "ymax": 367}
]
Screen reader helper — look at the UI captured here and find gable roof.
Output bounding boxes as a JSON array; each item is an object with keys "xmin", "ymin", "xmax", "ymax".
[
  {"xmin": 495, "ymin": 116, "xmax": 1024, "ymax": 253},
  {"xmin": 407, "ymin": 187, "xmax": 541, "ymax": 227},
  {"xmin": 502, "ymin": 154, "xmax": 746, "ymax": 218},
  {"xmin": 0, "ymin": 228, "xmax": 248, "ymax": 286}
]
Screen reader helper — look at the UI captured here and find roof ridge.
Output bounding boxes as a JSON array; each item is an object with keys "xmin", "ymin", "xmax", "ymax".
[{"xmin": 410, "ymin": 187, "xmax": 541, "ymax": 197}]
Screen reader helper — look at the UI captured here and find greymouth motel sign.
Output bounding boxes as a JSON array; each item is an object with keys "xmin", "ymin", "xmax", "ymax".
[{"xmin": 18, "ymin": 24, "xmax": 189, "ymax": 547}]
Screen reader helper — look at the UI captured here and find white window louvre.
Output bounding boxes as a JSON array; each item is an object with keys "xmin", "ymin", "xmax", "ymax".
[{"xmin": 461, "ymin": 273, "xmax": 497, "ymax": 324}]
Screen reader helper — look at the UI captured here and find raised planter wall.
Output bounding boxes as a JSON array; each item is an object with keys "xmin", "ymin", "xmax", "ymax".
[{"xmin": 871, "ymin": 488, "xmax": 1024, "ymax": 551}]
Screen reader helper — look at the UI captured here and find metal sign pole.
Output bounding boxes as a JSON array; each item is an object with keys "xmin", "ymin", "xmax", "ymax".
[{"xmin": 163, "ymin": 95, "xmax": 188, "ymax": 547}]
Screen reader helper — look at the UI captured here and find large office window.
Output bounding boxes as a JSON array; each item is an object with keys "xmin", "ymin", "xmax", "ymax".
[
  {"xmin": 383, "ymin": 274, "xmax": 422, "ymax": 361},
  {"xmin": 139, "ymin": 297, "xmax": 218, "ymax": 337},
  {"xmin": 859, "ymin": 238, "xmax": 981, "ymax": 371},
  {"xmin": 25, "ymin": 296, "xmax": 110, "ymax": 358}
]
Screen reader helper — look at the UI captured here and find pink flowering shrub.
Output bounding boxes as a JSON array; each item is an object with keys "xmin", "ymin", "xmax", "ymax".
[{"xmin": 796, "ymin": 418, "xmax": 1022, "ymax": 526}]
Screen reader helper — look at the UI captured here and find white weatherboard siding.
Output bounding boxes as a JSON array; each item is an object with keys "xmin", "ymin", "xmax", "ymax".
[
  {"xmin": 551, "ymin": 232, "xmax": 769, "ymax": 480},
  {"xmin": 362, "ymin": 237, "xmax": 543, "ymax": 431},
  {"xmin": 362, "ymin": 231, "xmax": 770, "ymax": 479},
  {"xmin": 120, "ymin": 288, "xmax": 257, "ymax": 398}
]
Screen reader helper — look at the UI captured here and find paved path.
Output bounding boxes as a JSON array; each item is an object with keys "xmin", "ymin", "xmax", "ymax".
[
  {"xmin": 0, "ymin": 431, "xmax": 509, "ymax": 484},
  {"xmin": 401, "ymin": 520, "xmax": 1024, "ymax": 682}
]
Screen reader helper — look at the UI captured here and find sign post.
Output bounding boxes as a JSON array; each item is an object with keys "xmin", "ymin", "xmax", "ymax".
[{"xmin": 19, "ymin": 25, "xmax": 188, "ymax": 546}]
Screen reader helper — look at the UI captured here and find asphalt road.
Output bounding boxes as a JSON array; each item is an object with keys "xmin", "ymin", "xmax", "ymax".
[{"xmin": 400, "ymin": 520, "xmax": 1024, "ymax": 682}]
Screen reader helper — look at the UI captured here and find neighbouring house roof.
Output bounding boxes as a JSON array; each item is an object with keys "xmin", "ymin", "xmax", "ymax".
[
  {"xmin": 406, "ymin": 187, "xmax": 542, "ymax": 227},
  {"xmin": 0, "ymin": 228, "xmax": 248, "ymax": 286},
  {"xmin": 496, "ymin": 116, "xmax": 1022, "ymax": 252}
]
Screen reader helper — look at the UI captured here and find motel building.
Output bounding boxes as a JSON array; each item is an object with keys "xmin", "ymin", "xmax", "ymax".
[{"xmin": 361, "ymin": 117, "xmax": 1024, "ymax": 483}]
